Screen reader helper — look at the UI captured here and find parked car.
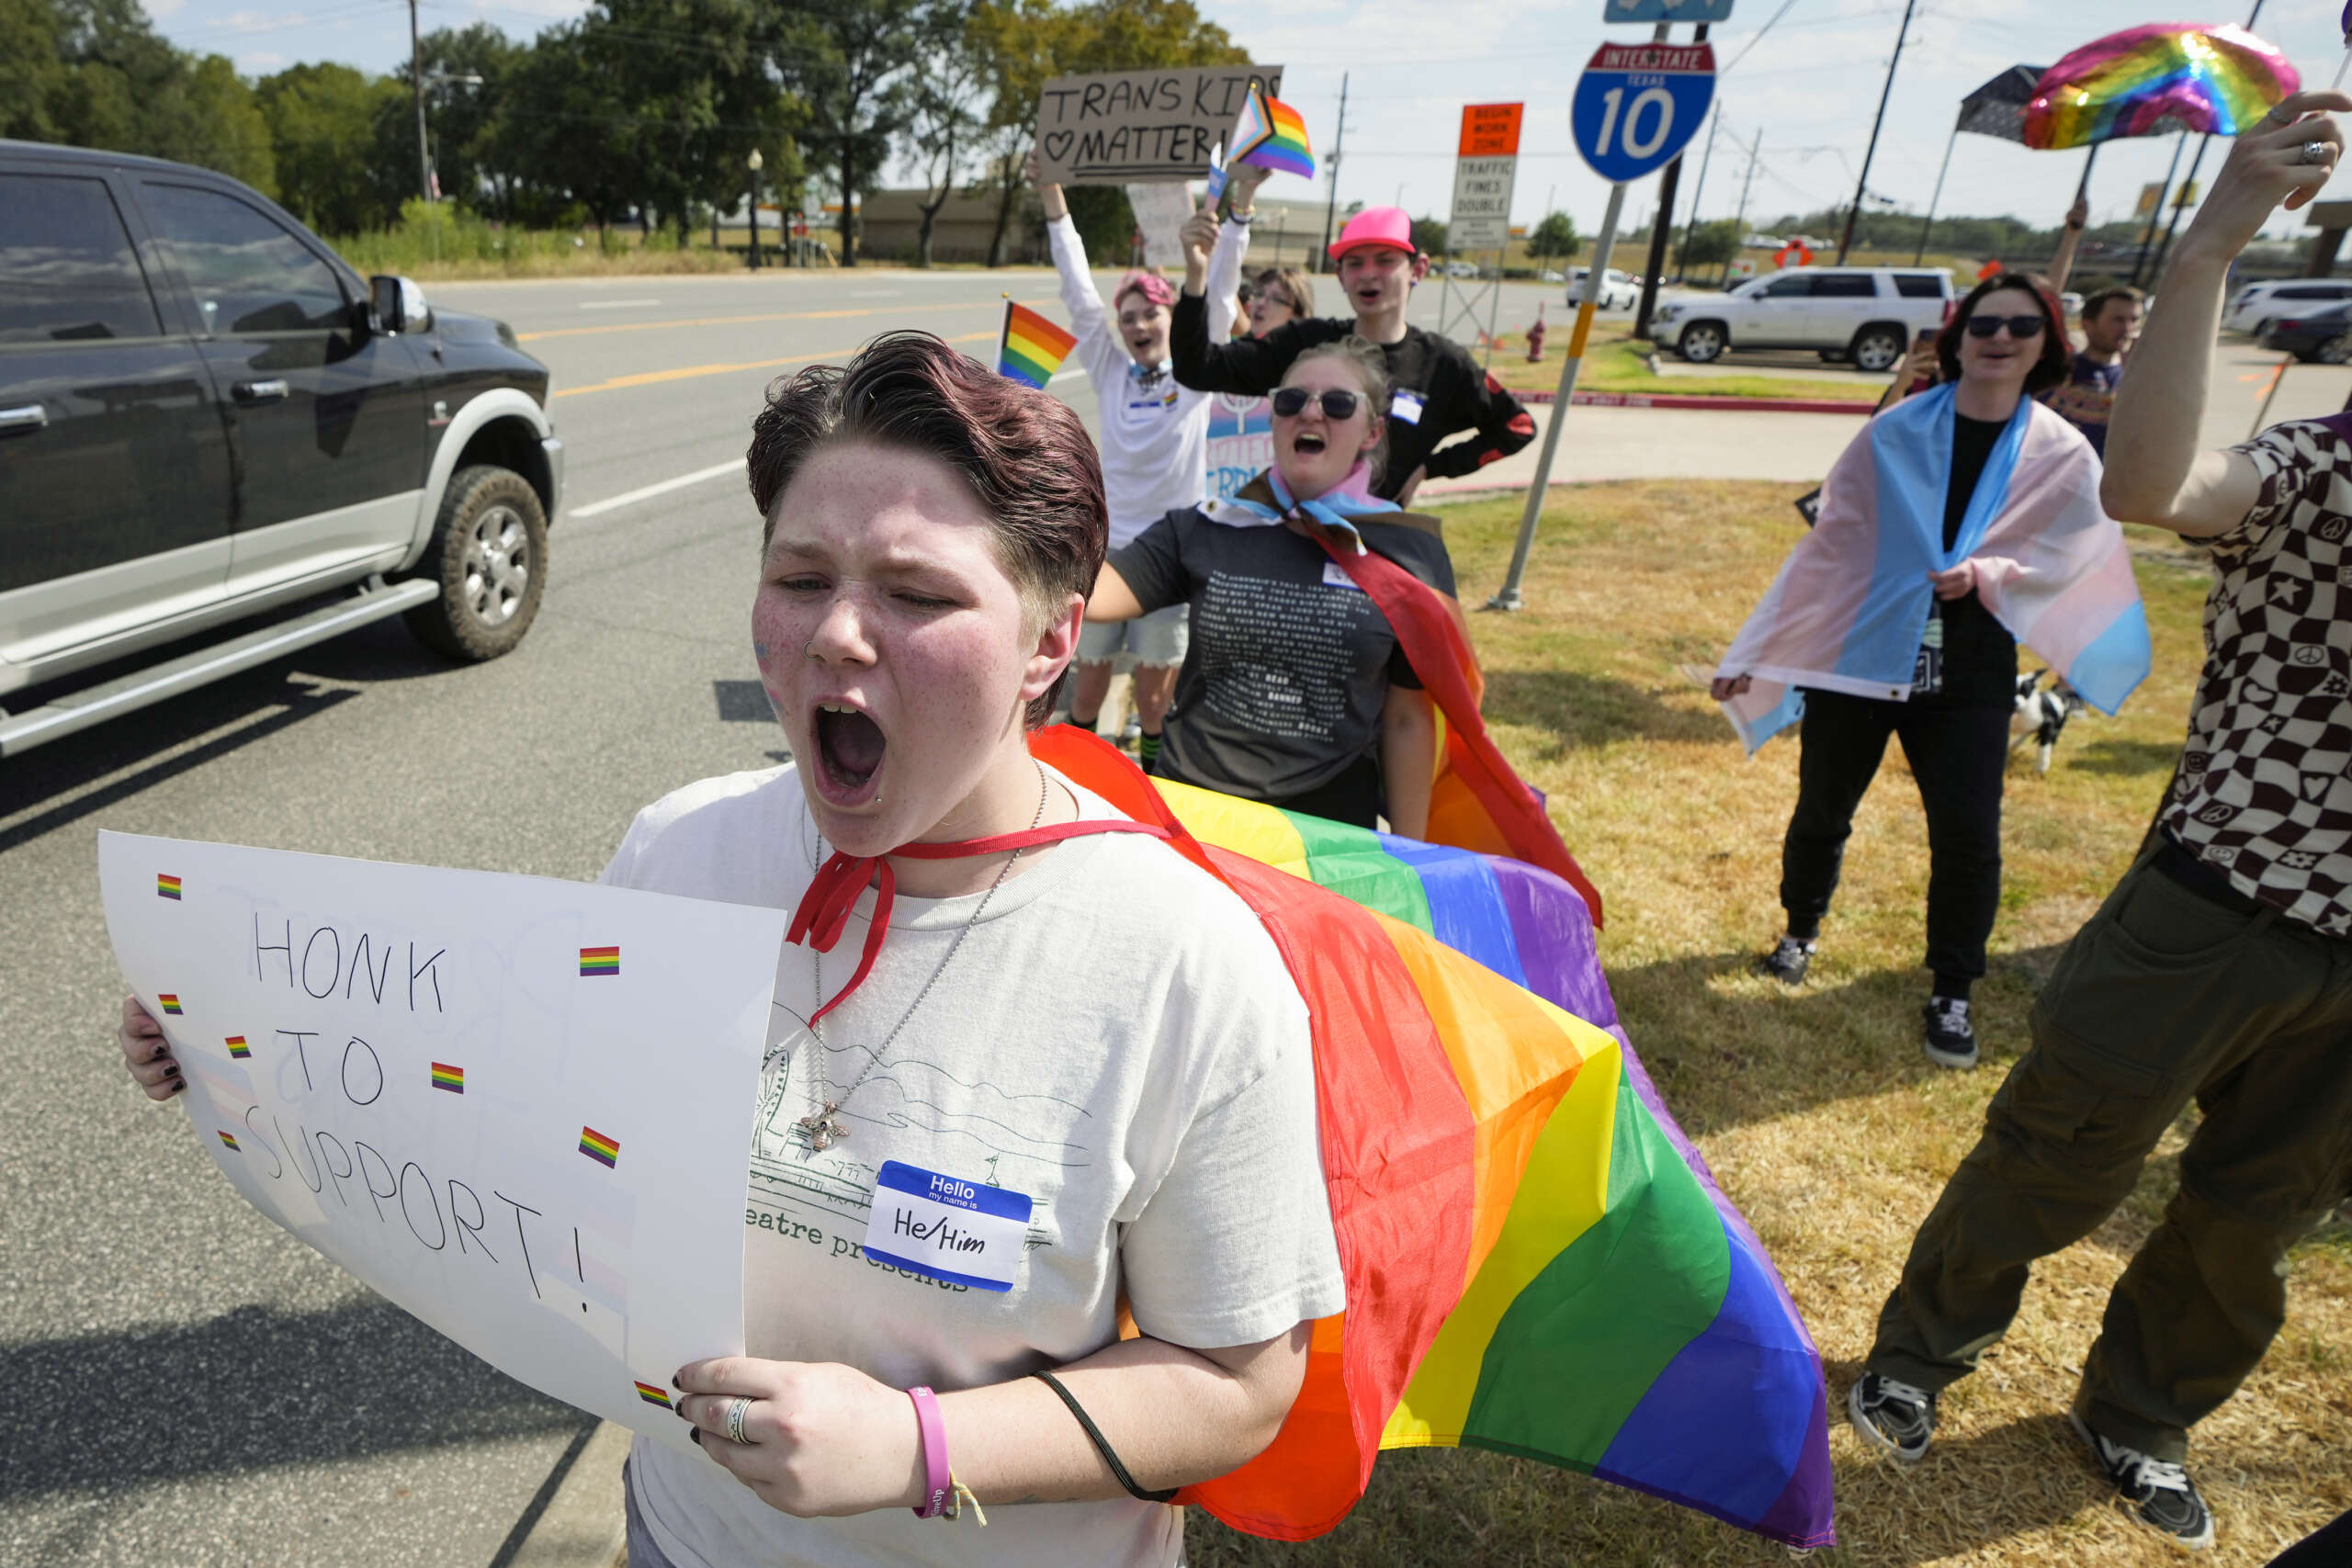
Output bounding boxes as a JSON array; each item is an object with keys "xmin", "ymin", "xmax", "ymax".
[
  {"xmin": 2222, "ymin": 277, "xmax": 2352, "ymax": 336},
  {"xmin": 1537, "ymin": 268, "xmax": 1565, "ymax": 283},
  {"xmin": 1647, "ymin": 265, "xmax": 1953, "ymax": 372},
  {"xmin": 2258, "ymin": 301, "xmax": 2352, "ymax": 363},
  {"xmin": 1566, "ymin": 267, "xmax": 1638, "ymax": 310},
  {"xmin": 0, "ymin": 140, "xmax": 562, "ymax": 757},
  {"xmin": 1442, "ymin": 259, "xmax": 1480, "ymax": 279}
]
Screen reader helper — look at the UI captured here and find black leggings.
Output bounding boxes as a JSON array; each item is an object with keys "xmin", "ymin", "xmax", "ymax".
[{"xmin": 1780, "ymin": 690, "xmax": 2008, "ymax": 991}]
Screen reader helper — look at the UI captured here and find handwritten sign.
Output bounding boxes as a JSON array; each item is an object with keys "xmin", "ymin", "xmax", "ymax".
[
  {"xmin": 98, "ymin": 829, "xmax": 786, "ymax": 1452},
  {"xmin": 1035, "ymin": 64, "xmax": 1284, "ymax": 187},
  {"xmin": 1125, "ymin": 181, "xmax": 1199, "ymax": 268}
]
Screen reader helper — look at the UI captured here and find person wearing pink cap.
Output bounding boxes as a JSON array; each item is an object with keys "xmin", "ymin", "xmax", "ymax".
[
  {"xmin": 1170, "ymin": 170, "xmax": 1533, "ymax": 503},
  {"xmin": 1035, "ymin": 160, "xmax": 1236, "ymax": 766}
]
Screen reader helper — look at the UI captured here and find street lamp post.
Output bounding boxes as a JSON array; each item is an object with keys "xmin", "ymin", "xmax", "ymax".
[{"xmin": 747, "ymin": 149, "xmax": 764, "ymax": 271}]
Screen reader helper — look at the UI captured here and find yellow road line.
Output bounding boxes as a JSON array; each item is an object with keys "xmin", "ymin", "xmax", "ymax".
[
  {"xmin": 551, "ymin": 331, "xmax": 999, "ymax": 399},
  {"xmin": 520, "ymin": 299, "xmax": 996, "ymax": 343}
]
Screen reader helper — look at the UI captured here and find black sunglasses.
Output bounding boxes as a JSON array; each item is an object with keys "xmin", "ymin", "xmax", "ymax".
[
  {"xmin": 1964, "ymin": 313, "xmax": 2046, "ymax": 340},
  {"xmin": 1271, "ymin": 387, "xmax": 1363, "ymax": 420}
]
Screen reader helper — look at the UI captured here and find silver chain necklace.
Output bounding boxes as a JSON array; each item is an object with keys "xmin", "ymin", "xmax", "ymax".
[{"xmin": 793, "ymin": 766, "xmax": 1050, "ymax": 1153}]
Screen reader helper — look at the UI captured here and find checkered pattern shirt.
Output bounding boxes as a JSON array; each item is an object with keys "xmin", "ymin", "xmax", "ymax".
[{"xmin": 2163, "ymin": 417, "xmax": 2352, "ymax": 936}]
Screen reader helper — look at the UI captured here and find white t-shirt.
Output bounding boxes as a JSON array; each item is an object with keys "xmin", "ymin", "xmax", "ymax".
[
  {"xmin": 1048, "ymin": 215, "xmax": 1233, "ymax": 548},
  {"xmin": 599, "ymin": 763, "xmax": 1344, "ymax": 1568}
]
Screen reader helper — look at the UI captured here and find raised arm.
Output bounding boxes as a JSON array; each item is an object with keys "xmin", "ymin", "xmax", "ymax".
[
  {"xmin": 1035, "ymin": 162, "xmax": 1108, "ymax": 349},
  {"xmin": 1174, "ymin": 200, "xmax": 1304, "ymax": 394},
  {"xmin": 2047, "ymin": 195, "xmax": 2088, "ymax": 294},
  {"xmin": 2103, "ymin": 92, "xmax": 2349, "ymax": 536}
]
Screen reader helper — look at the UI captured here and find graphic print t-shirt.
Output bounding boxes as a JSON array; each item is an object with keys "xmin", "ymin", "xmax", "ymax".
[
  {"xmin": 1112, "ymin": 507, "xmax": 1458, "ymax": 798},
  {"xmin": 599, "ymin": 765, "xmax": 1344, "ymax": 1568},
  {"xmin": 2036, "ymin": 352, "xmax": 2123, "ymax": 457}
]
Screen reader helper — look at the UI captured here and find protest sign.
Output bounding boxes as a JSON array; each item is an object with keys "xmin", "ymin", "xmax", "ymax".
[
  {"xmin": 1035, "ymin": 64, "xmax": 1283, "ymax": 186},
  {"xmin": 99, "ymin": 830, "xmax": 786, "ymax": 1451},
  {"xmin": 1125, "ymin": 181, "xmax": 1199, "ymax": 268}
]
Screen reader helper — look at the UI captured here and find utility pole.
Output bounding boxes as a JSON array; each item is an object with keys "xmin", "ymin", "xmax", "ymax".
[
  {"xmin": 1726, "ymin": 126, "xmax": 1762, "ymax": 285},
  {"xmin": 1837, "ymin": 0, "xmax": 1916, "ymax": 265},
  {"xmin": 1634, "ymin": 22, "xmax": 1708, "ymax": 338},
  {"xmin": 1672, "ymin": 102, "xmax": 1723, "ymax": 283},
  {"xmin": 1317, "ymin": 70, "xmax": 1354, "ymax": 275},
  {"xmin": 409, "ymin": 0, "xmax": 430, "ymax": 205}
]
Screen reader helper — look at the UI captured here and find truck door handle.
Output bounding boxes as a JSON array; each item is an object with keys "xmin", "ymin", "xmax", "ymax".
[
  {"xmin": 232, "ymin": 379, "xmax": 290, "ymax": 404},
  {"xmin": 0, "ymin": 403, "xmax": 48, "ymax": 434}
]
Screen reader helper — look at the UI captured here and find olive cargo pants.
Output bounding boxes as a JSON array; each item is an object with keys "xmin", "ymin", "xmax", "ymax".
[{"xmin": 1867, "ymin": 846, "xmax": 2352, "ymax": 1462}]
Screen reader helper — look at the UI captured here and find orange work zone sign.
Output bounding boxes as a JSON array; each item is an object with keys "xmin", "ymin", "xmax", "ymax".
[{"xmin": 1459, "ymin": 103, "xmax": 1525, "ymax": 157}]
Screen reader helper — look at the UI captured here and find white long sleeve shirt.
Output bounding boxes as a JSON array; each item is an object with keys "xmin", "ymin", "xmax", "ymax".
[{"xmin": 1047, "ymin": 214, "xmax": 1233, "ymax": 548}]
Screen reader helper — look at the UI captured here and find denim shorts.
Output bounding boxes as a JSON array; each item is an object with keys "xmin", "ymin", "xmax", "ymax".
[{"xmin": 1078, "ymin": 602, "xmax": 1189, "ymax": 667}]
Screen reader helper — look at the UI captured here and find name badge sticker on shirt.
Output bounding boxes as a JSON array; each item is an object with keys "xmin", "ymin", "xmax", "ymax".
[
  {"xmin": 1321, "ymin": 559, "xmax": 1366, "ymax": 592},
  {"xmin": 861, "ymin": 1160, "xmax": 1033, "ymax": 1292},
  {"xmin": 1389, "ymin": 389, "xmax": 1426, "ymax": 424}
]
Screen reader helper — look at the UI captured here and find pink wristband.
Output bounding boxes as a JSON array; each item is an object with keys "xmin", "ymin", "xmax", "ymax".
[{"xmin": 906, "ymin": 1386, "xmax": 951, "ymax": 1519}]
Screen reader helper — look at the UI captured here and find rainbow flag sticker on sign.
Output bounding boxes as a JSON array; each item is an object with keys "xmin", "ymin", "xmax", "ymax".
[
  {"xmin": 996, "ymin": 301, "xmax": 1078, "ymax": 389},
  {"xmin": 156, "ymin": 874, "xmax": 182, "ymax": 900},
  {"xmin": 157, "ymin": 993, "xmax": 183, "ymax": 1016},
  {"xmin": 579, "ymin": 945, "xmax": 620, "ymax": 977},
  {"xmin": 635, "ymin": 1381, "xmax": 673, "ymax": 1410},
  {"xmin": 431, "ymin": 1062, "xmax": 465, "ymax": 1094},
  {"xmin": 225, "ymin": 1035, "xmax": 251, "ymax": 1059},
  {"xmin": 1230, "ymin": 83, "xmax": 1314, "ymax": 179},
  {"xmin": 579, "ymin": 1126, "xmax": 620, "ymax": 1168},
  {"xmin": 217, "ymin": 1131, "xmax": 240, "ymax": 1151}
]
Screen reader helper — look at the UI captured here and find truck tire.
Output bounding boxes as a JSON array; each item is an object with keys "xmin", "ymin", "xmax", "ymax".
[
  {"xmin": 402, "ymin": 464, "xmax": 548, "ymax": 661},
  {"xmin": 1849, "ymin": 323, "xmax": 1907, "ymax": 374},
  {"xmin": 1678, "ymin": 321, "xmax": 1727, "ymax": 363}
]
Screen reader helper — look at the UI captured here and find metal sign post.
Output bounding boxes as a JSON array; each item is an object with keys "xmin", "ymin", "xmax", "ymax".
[{"xmin": 1487, "ymin": 37, "xmax": 1714, "ymax": 611}]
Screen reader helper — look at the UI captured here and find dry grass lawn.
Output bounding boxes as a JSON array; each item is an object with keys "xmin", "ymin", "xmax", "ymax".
[{"xmin": 1185, "ymin": 481, "xmax": 2352, "ymax": 1567}]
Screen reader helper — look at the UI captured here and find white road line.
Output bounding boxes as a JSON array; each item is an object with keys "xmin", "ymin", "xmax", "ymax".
[
  {"xmin": 851, "ymin": 288, "xmax": 902, "ymax": 298},
  {"xmin": 568, "ymin": 457, "xmax": 746, "ymax": 519},
  {"xmin": 1049, "ymin": 368, "xmax": 1083, "ymax": 384},
  {"xmin": 579, "ymin": 299, "xmax": 663, "ymax": 310}
]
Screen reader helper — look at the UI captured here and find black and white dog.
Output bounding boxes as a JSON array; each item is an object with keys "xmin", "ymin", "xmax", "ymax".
[{"xmin": 2012, "ymin": 670, "xmax": 2084, "ymax": 773}]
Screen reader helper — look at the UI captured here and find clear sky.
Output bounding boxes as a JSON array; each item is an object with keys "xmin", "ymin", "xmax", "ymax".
[{"xmin": 153, "ymin": 0, "xmax": 2352, "ymax": 245}]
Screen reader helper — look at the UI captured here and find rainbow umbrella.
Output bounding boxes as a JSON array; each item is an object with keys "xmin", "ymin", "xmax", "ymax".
[
  {"xmin": 1030, "ymin": 728, "xmax": 1835, "ymax": 1550},
  {"xmin": 2025, "ymin": 22, "xmax": 2299, "ymax": 151}
]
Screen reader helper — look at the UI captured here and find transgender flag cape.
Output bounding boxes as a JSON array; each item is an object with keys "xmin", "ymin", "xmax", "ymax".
[
  {"xmin": 1031, "ymin": 727, "xmax": 1836, "ymax": 1551},
  {"xmin": 1717, "ymin": 383, "xmax": 2150, "ymax": 751}
]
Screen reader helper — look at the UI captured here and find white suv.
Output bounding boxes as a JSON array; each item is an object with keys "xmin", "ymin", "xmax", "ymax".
[
  {"xmin": 1566, "ymin": 267, "xmax": 1637, "ymax": 310},
  {"xmin": 2223, "ymin": 278, "xmax": 2352, "ymax": 336},
  {"xmin": 1649, "ymin": 266, "xmax": 1953, "ymax": 372}
]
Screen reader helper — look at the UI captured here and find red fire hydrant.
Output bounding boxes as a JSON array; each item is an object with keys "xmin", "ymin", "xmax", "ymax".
[{"xmin": 1525, "ymin": 304, "xmax": 1547, "ymax": 362}]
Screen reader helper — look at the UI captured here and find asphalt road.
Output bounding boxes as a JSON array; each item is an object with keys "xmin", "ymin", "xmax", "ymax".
[{"xmin": 5, "ymin": 260, "xmax": 2348, "ymax": 1568}]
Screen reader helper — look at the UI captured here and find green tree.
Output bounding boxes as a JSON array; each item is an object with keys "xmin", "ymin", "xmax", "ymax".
[
  {"xmin": 907, "ymin": 0, "xmax": 985, "ymax": 265},
  {"xmin": 258, "ymin": 62, "xmax": 405, "ymax": 233},
  {"xmin": 1680, "ymin": 217, "xmax": 1740, "ymax": 270},
  {"xmin": 35, "ymin": 0, "xmax": 275, "ymax": 192},
  {"xmin": 499, "ymin": 20, "xmax": 639, "ymax": 236},
  {"xmin": 775, "ymin": 0, "xmax": 927, "ymax": 265},
  {"xmin": 1527, "ymin": 210, "xmax": 1577, "ymax": 263},
  {"xmin": 0, "ymin": 0, "xmax": 69, "ymax": 142},
  {"xmin": 414, "ymin": 23, "xmax": 521, "ymax": 215},
  {"xmin": 1411, "ymin": 216, "xmax": 1447, "ymax": 258}
]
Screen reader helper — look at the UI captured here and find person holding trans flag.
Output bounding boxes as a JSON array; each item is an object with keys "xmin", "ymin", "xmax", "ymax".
[
  {"xmin": 1850, "ymin": 89, "xmax": 2352, "ymax": 1555},
  {"xmin": 1713, "ymin": 270, "xmax": 2150, "ymax": 1069},
  {"xmin": 1031, "ymin": 155, "xmax": 1237, "ymax": 767}
]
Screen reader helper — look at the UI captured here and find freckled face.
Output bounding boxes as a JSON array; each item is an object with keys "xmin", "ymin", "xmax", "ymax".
[{"xmin": 752, "ymin": 443, "xmax": 1063, "ymax": 854}]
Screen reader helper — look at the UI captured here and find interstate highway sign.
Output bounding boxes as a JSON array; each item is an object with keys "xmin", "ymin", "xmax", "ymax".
[{"xmin": 1570, "ymin": 40, "xmax": 1716, "ymax": 184}]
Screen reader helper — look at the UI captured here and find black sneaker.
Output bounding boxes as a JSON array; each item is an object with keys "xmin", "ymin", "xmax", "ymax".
[
  {"xmin": 1849, "ymin": 1372, "xmax": 1937, "ymax": 1462},
  {"xmin": 2070, "ymin": 1413, "xmax": 2215, "ymax": 1551},
  {"xmin": 1757, "ymin": 935, "xmax": 1815, "ymax": 984},
  {"xmin": 1923, "ymin": 996, "xmax": 1979, "ymax": 1070}
]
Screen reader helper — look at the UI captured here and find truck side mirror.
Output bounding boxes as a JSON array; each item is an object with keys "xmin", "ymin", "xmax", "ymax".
[{"xmin": 368, "ymin": 275, "xmax": 432, "ymax": 336}]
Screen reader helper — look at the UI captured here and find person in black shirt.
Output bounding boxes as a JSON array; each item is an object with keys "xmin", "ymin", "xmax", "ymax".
[
  {"xmin": 1170, "ymin": 181, "xmax": 1533, "ymax": 503},
  {"xmin": 1713, "ymin": 274, "xmax": 2079, "ymax": 1068}
]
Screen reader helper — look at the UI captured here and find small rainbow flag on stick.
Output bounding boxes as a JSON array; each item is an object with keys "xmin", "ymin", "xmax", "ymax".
[
  {"xmin": 1231, "ymin": 84, "xmax": 1314, "ymax": 180},
  {"xmin": 217, "ymin": 1131, "xmax": 240, "ymax": 1151},
  {"xmin": 580, "ymin": 1126, "xmax": 620, "ymax": 1168},
  {"xmin": 157, "ymin": 874, "xmax": 182, "ymax": 900},
  {"xmin": 225, "ymin": 1035, "xmax": 251, "ymax": 1059},
  {"xmin": 635, "ymin": 1381, "xmax": 673, "ymax": 1409},
  {"xmin": 996, "ymin": 301, "xmax": 1078, "ymax": 389},
  {"xmin": 157, "ymin": 994, "xmax": 183, "ymax": 1016},
  {"xmin": 579, "ymin": 946, "xmax": 619, "ymax": 977},
  {"xmin": 431, "ymin": 1063, "xmax": 465, "ymax": 1094}
]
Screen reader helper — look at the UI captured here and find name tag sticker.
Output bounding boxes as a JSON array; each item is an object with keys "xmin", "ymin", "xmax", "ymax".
[
  {"xmin": 1321, "ymin": 560, "xmax": 1365, "ymax": 591},
  {"xmin": 862, "ymin": 1160, "xmax": 1033, "ymax": 1292},
  {"xmin": 1389, "ymin": 389, "xmax": 1425, "ymax": 424}
]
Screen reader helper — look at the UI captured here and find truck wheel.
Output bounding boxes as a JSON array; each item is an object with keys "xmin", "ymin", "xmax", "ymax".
[
  {"xmin": 403, "ymin": 464, "xmax": 548, "ymax": 661},
  {"xmin": 1678, "ymin": 321, "xmax": 1727, "ymax": 363},
  {"xmin": 1849, "ymin": 324, "xmax": 1906, "ymax": 374}
]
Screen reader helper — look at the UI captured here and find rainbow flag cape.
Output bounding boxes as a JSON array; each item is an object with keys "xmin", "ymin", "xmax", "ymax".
[
  {"xmin": 1717, "ymin": 385, "xmax": 2148, "ymax": 752},
  {"xmin": 995, "ymin": 301, "xmax": 1078, "ymax": 390},
  {"xmin": 1231, "ymin": 83, "xmax": 1315, "ymax": 180},
  {"xmin": 1030, "ymin": 728, "xmax": 1835, "ymax": 1550}
]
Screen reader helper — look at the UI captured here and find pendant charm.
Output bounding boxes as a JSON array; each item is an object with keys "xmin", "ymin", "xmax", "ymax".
[{"xmin": 798, "ymin": 1104, "xmax": 847, "ymax": 1152}]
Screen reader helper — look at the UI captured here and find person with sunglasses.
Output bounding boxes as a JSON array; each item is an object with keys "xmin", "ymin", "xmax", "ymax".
[
  {"xmin": 1032, "ymin": 155, "xmax": 1238, "ymax": 768},
  {"xmin": 1082, "ymin": 339, "xmax": 1453, "ymax": 831},
  {"xmin": 1169, "ymin": 165, "xmax": 1533, "ymax": 504},
  {"xmin": 1713, "ymin": 270, "xmax": 2149, "ymax": 1069}
]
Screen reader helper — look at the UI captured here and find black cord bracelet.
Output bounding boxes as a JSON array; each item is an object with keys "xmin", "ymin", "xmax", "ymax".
[{"xmin": 1031, "ymin": 1371, "xmax": 1180, "ymax": 1504}]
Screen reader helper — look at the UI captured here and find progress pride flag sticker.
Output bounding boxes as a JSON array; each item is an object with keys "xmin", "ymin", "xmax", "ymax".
[{"xmin": 861, "ymin": 1161, "xmax": 1033, "ymax": 1292}]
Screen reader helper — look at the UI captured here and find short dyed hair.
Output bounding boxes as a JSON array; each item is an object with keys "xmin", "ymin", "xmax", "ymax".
[
  {"xmin": 746, "ymin": 331, "xmax": 1108, "ymax": 728},
  {"xmin": 1936, "ymin": 271, "xmax": 2073, "ymax": 394},
  {"xmin": 1283, "ymin": 336, "xmax": 1392, "ymax": 479},
  {"xmin": 2080, "ymin": 284, "xmax": 2144, "ymax": 325}
]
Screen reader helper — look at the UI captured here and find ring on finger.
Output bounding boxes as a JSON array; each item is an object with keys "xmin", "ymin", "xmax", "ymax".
[
  {"xmin": 725, "ymin": 1394, "xmax": 752, "ymax": 1445},
  {"xmin": 2303, "ymin": 140, "xmax": 2333, "ymax": 166}
]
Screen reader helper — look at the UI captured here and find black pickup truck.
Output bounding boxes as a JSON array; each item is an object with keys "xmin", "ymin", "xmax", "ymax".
[{"xmin": 0, "ymin": 140, "xmax": 564, "ymax": 756}]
